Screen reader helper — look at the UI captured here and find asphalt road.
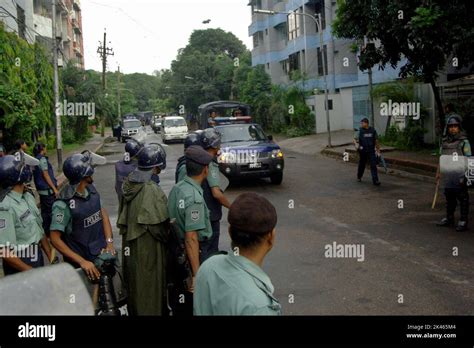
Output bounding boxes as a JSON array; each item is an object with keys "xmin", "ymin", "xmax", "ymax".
[{"xmin": 94, "ymin": 126, "xmax": 474, "ymax": 315}]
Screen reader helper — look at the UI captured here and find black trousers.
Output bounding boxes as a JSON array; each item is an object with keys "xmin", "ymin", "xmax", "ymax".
[
  {"xmin": 357, "ymin": 150, "xmax": 379, "ymax": 183},
  {"xmin": 39, "ymin": 193, "xmax": 55, "ymax": 236},
  {"xmin": 199, "ymin": 220, "xmax": 221, "ymax": 264},
  {"xmin": 444, "ymin": 187, "xmax": 470, "ymax": 221}
]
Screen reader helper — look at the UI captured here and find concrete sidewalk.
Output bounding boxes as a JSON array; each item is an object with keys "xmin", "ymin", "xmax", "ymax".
[
  {"xmin": 277, "ymin": 130, "xmax": 439, "ymax": 182},
  {"xmin": 48, "ymin": 130, "xmax": 112, "ymax": 187}
]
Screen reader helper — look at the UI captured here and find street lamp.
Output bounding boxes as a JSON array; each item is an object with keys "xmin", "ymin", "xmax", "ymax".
[{"xmin": 253, "ymin": 9, "xmax": 332, "ymax": 147}]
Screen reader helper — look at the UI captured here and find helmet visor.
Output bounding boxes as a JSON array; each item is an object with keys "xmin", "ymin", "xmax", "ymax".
[{"xmin": 81, "ymin": 150, "xmax": 107, "ymax": 166}]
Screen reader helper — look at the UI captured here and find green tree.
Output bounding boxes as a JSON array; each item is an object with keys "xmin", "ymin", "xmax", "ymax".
[{"xmin": 332, "ymin": 0, "xmax": 474, "ymax": 131}]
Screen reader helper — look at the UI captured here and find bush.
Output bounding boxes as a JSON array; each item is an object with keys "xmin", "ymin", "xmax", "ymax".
[{"xmin": 380, "ymin": 123, "xmax": 426, "ymax": 151}]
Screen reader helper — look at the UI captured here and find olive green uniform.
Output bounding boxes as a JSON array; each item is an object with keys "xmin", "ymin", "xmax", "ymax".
[
  {"xmin": 117, "ymin": 178, "xmax": 169, "ymax": 316},
  {"xmin": 167, "ymin": 176, "xmax": 213, "ymax": 243}
]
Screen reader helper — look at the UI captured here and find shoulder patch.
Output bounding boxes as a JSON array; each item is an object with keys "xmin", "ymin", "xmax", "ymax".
[
  {"xmin": 191, "ymin": 210, "xmax": 200, "ymax": 222},
  {"xmin": 55, "ymin": 212, "xmax": 65, "ymax": 224},
  {"xmin": 0, "ymin": 218, "xmax": 6, "ymax": 229}
]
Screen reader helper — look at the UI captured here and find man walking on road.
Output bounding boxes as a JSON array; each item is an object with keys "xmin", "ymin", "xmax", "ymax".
[
  {"xmin": 354, "ymin": 118, "xmax": 381, "ymax": 186},
  {"xmin": 117, "ymin": 144, "xmax": 169, "ymax": 315},
  {"xmin": 194, "ymin": 193, "xmax": 281, "ymax": 315}
]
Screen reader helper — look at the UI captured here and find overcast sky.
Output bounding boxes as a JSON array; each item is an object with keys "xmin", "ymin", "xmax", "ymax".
[{"xmin": 81, "ymin": 0, "xmax": 253, "ymax": 75}]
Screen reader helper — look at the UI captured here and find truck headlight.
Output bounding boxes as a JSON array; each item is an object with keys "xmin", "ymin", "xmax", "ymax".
[
  {"xmin": 271, "ymin": 149, "xmax": 284, "ymax": 159},
  {"xmin": 219, "ymin": 152, "xmax": 236, "ymax": 164}
]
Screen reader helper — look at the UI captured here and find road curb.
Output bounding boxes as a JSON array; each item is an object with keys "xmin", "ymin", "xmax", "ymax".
[{"xmin": 321, "ymin": 148, "xmax": 436, "ymax": 183}]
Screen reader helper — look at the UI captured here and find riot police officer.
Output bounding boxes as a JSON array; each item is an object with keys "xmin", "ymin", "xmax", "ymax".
[
  {"xmin": 50, "ymin": 151, "xmax": 116, "ymax": 281},
  {"xmin": 33, "ymin": 142, "xmax": 59, "ymax": 235},
  {"xmin": 354, "ymin": 118, "xmax": 381, "ymax": 185},
  {"xmin": 176, "ymin": 129, "xmax": 231, "ymax": 261},
  {"xmin": 436, "ymin": 115, "xmax": 471, "ymax": 232},
  {"xmin": 118, "ymin": 144, "xmax": 169, "ymax": 315},
  {"xmin": 115, "ymin": 139, "xmax": 143, "ymax": 201},
  {"xmin": 0, "ymin": 152, "xmax": 52, "ymax": 275},
  {"xmin": 168, "ymin": 146, "xmax": 213, "ymax": 307}
]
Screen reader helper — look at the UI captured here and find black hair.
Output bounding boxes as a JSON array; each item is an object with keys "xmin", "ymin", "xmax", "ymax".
[
  {"xmin": 186, "ymin": 159, "xmax": 206, "ymax": 177},
  {"xmin": 229, "ymin": 226, "xmax": 272, "ymax": 250},
  {"xmin": 14, "ymin": 139, "xmax": 26, "ymax": 150},
  {"xmin": 33, "ymin": 142, "xmax": 46, "ymax": 156}
]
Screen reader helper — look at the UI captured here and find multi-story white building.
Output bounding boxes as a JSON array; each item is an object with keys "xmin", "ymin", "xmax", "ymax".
[
  {"xmin": 248, "ymin": 0, "xmax": 403, "ymax": 134},
  {"xmin": 0, "ymin": 0, "xmax": 84, "ymax": 68}
]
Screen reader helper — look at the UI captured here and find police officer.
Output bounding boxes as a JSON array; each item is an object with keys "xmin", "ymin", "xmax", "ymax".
[
  {"xmin": 168, "ymin": 145, "xmax": 213, "ymax": 292},
  {"xmin": 436, "ymin": 115, "xmax": 471, "ymax": 232},
  {"xmin": 33, "ymin": 142, "xmax": 58, "ymax": 235},
  {"xmin": 115, "ymin": 139, "xmax": 143, "ymax": 201},
  {"xmin": 194, "ymin": 193, "xmax": 281, "ymax": 315},
  {"xmin": 176, "ymin": 129, "xmax": 231, "ymax": 260},
  {"xmin": 0, "ymin": 152, "xmax": 52, "ymax": 275},
  {"xmin": 50, "ymin": 151, "xmax": 116, "ymax": 281},
  {"xmin": 118, "ymin": 144, "xmax": 169, "ymax": 315},
  {"xmin": 354, "ymin": 117, "xmax": 381, "ymax": 186}
]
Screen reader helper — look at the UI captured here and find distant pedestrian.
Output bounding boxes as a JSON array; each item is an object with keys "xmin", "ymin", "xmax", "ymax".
[
  {"xmin": 194, "ymin": 193, "xmax": 281, "ymax": 315},
  {"xmin": 33, "ymin": 142, "xmax": 59, "ymax": 236},
  {"xmin": 354, "ymin": 117, "xmax": 381, "ymax": 186}
]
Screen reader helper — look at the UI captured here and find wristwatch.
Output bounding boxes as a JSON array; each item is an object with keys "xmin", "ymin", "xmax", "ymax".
[{"xmin": 106, "ymin": 238, "xmax": 114, "ymax": 243}]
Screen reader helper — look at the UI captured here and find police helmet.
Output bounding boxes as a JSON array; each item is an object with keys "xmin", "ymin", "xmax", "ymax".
[
  {"xmin": 201, "ymin": 128, "xmax": 221, "ymax": 150},
  {"xmin": 0, "ymin": 151, "xmax": 39, "ymax": 188},
  {"xmin": 184, "ymin": 131, "xmax": 204, "ymax": 150},
  {"xmin": 63, "ymin": 151, "xmax": 106, "ymax": 185},
  {"xmin": 137, "ymin": 144, "xmax": 166, "ymax": 170},
  {"xmin": 124, "ymin": 139, "xmax": 143, "ymax": 163},
  {"xmin": 447, "ymin": 115, "xmax": 462, "ymax": 126}
]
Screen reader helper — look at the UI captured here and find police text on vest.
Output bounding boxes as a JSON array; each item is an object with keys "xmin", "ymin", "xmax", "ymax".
[{"xmin": 18, "ymin": 322, "xmax": 56, "ymax": 341}]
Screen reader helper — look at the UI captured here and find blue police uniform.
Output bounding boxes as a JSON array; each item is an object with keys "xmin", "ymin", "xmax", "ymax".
[
  {"xmin": 356, "ymin": 127, "xmax": 380, "ymax": 184},
  {"xmin": 50, "ymin": 184, "xmax": 106, "ymax": 266},
  {"xmin": 33, "ymin": 154, "xmax": 57, "ymax": 235}
]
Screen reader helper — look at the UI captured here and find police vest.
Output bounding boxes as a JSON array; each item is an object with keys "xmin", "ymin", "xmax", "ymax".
[
  {"xmin": 442, "ymin": 137, "xmax": 467, "ymax": 156},
  {"xmin": 115, "ymin": 160, "xmax": 137, "ymax": 195},
  {"xmin": 359, "ymin": 127, "xmax": 377, "ymax": 152},
  {"xmin": 33, "ymin": 154, "xmax": 57, "ymax": 191},
  {"xmin": 175, "ymin": 157, "xmax": 222, "ymax": 222},
  {"xmin": 62, "ymin": 185, "xmax": 106, "ymax": 262}
]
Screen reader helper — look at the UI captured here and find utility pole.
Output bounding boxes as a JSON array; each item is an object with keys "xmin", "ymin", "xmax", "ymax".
[
  {"xmin": 117, "ymin": 66, "xmax": 121, "ymax": 120},
  {"xmin": 52, "ymin": 0, "xmax": 62, "ymax": 170},
  {"xmin": 364, "ymin": 38, "xmax": 375, "ymax": 128},
  {"xmin": 97, "ymin": 29, "xmax": 114, "ymax": 137}
]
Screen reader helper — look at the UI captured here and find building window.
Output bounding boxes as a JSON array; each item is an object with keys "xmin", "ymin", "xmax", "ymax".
[
  {"xmin": 281, "ymin": 59, "xmax": 289, "ymax": 75},
  {"xmin": 317, "ymin": 45, "xmax": 328, "ymax": 76},
  {"xmin": 250, "ymin": 0, "xmax": 262, "ymax": 14},
  {"xmin": 312, "ymin": 0, "xmax": 326, "ymax": 31},
  {"xmin": 253, "ymin": 31, "xmax": 264, "ymax": 48},
  {"xmin": 266, "ymin": 63, "xmax": 270, "ymax": 70},
  {"xmin": 288, "ymin": 8, "xmax": 301, "ymax": 41},
  {"xmin": 265, "ymin": 29, "xmax": 268, "ymax": 36},
  {"xmin": 289, "ymin": 52, "xmax": 301, "ymax": 73}
]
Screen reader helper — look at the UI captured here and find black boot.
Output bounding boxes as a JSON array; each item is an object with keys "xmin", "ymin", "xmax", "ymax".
[
  {"xmin": 456, "ymin": 220, "xmax": 468, "ymax": 232},
  {"xmin": 437, "ymin": 217, "xmax": 454, "ymax": 227}
]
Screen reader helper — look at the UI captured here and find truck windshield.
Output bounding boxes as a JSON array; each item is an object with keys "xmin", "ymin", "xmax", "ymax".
[
  {"xmin": 164, "ymin": 118, "xmax": 186, "ymax": 127},
  {"xmin": 218, "ymin": 125, "xmax": 266, "ymax": 143},
  {"xmin": 124, "ymin": 120, "xmax": 142, "ymax": 128}
]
